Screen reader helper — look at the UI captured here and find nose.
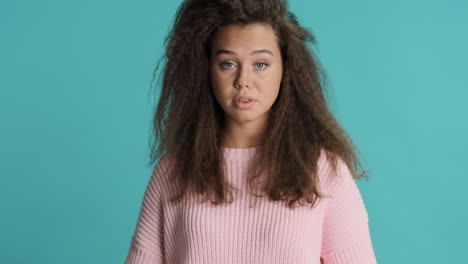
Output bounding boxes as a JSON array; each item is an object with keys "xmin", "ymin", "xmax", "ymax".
[{"xmin": 234, "ymin": 65, "xmax": 251, "ymax": 89}]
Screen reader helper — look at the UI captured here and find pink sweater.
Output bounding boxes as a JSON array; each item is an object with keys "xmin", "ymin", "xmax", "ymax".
[{"xmin": 125, "ymin": 147, "xmax": 377, "ymax": 264}]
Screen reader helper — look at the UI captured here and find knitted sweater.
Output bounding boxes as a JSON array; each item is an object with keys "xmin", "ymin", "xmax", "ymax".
[{"xmin": 124, "ymin": 147, "xmax": 377, "ymax": 264}]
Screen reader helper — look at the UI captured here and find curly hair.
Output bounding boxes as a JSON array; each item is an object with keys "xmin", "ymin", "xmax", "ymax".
[{"xmin": 147, "ymin": 0, "xmax": 369, "ymax": 209}]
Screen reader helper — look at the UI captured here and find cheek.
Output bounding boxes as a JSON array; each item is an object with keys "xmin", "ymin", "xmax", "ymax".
[
  {"xmin": 210, "ymin": 71, "xmax": 223, "ymax": 98},
  {"xmin": 211, "ymin": 81, "xmax": 230, "ymax": 106},
  {"xmin": 210, "ymin": 67, "xmax": 224, "ymax": 87},
  {"xmin": 270, "ymin": 70, "xmax": 283, "ymax": 98},
  {"xmin": 263, "ymin": 78, "xmax": 281, "ymax": 100},
  {"xmin": 211, "ymin": 85, "xmax": 223, "ymax": 105},
  {"xmin": 210, "ymin": 73, "xmax": 232, "ymax": 101}
]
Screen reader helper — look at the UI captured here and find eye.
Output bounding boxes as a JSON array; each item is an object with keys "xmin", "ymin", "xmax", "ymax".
[
  {"xmin": 256, "ymin": 63, "xmax": 268, "ymax": 69},
  {"xmin": 220, "ymin": 62, "xmax": 235, "ymax": 69}
]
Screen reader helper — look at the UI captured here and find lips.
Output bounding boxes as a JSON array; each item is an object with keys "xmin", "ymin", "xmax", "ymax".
[
  {"xmin": 234, "ymin": 95, "xmax": 256, "ymax": 102},
  {"xmin": 234, "ymin": 97, "xmax": 255, "ymax": 109}
]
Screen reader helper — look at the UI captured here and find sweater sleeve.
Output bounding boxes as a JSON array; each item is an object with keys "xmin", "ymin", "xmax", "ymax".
[
  {"xmin": 320, "ymin": 158, "xmax": 377, "ymax": 264},
  {"xmin": 124, "ymin": 161, "xmax": 166, "ymax": 264}
]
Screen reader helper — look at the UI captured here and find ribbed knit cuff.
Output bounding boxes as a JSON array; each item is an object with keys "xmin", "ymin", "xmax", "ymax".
[
  {"xmin": 321, "ymin": 243, "xmax": 377, "ymax": 264},
  {"xmin": 124, "ymin": 245, "xmax": 161, "ymax": 264}
]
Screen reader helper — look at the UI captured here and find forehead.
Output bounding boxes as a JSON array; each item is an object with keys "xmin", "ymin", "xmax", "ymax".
[{"xmin": 210, "ymin": 23, "xmax": 280, "ymax": 55}]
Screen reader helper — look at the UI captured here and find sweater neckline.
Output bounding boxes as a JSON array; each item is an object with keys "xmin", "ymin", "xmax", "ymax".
[{"xmin": 221, "ymin": 145, "xmax": 261, "ymax": 159}]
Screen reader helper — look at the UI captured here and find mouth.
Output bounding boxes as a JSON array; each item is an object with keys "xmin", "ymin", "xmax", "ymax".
[
  {"xmin": 234, "ymin": 96, "xmax": 256, "ymax": 102},
  {"xmin": 234, "ymin": 99, "xmax": 255, "ymax": 109}
]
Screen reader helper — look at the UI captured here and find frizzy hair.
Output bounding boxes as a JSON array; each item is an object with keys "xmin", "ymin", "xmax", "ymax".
[{"xmin": 147, "ymin": 0, "xmax": 369, "ymax": 209}]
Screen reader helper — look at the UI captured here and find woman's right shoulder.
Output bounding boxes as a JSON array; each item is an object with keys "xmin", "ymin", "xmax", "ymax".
[
  {"xmin": 316, "ymin": 148, "xmax": 340, "ymax": 194},
  {"xmin": 152, "ymin": 153, "xmax": 177, "ymax": 181}
]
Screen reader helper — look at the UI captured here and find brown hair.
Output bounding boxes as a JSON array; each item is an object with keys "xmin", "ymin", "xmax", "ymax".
[{"xmin": 148, "ymin": 0, "xmax": 369, "ymax": 209}]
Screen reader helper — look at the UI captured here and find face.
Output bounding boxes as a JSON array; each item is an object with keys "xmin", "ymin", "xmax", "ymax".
[{"xmin": 209, "ymin": 23, "xmax": 283, "ymax": 127}]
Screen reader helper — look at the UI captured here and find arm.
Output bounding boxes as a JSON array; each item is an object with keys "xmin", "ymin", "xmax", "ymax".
[
  {"xmin": 320, "ymin": 158, "xmax": 377, "ymax": 264},
  {"xmin": 124, "ymin": 162, "xmax": 166, "ymax": 264}
]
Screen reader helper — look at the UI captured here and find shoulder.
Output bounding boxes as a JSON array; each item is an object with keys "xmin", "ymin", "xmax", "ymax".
[
  {"xmin": 154, "ymin": 153, "xmax": 176, "ymax": 177},
  {"xmin": 148, "ymin": 153, "xmax": 178, "ymax": 194},
  {"xmin": 316, "ymin": 148, "xmax": 352, "ymax": 195},
  {"xmin": 150, "ymin": 150, "xmax": 180, "ymax": 181}
]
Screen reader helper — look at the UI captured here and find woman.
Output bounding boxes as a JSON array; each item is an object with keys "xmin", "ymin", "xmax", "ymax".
[{"xmin": 125, "ymin": 0, "xmax": 378, "ymax": 263}]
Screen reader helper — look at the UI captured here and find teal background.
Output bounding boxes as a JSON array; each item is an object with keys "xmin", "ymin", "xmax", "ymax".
[{"xmin": 1, "ymin": 0, "xmax": 467, "ymax": 263}]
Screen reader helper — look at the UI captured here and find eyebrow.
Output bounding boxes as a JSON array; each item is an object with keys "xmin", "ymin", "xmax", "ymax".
[{"xmin": 214, "ymin": 49, "xmax": 274, "ymax": 57}]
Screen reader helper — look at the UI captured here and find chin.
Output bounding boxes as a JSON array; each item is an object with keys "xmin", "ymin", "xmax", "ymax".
[{"xmin": 229, "ymin": 113, "xmax": 262, "ymax": 123}]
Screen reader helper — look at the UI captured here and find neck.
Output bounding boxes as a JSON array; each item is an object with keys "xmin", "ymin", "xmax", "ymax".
[{"xmin": 221, "ymin": 118, "xmax": 266, "ymax": 148}]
